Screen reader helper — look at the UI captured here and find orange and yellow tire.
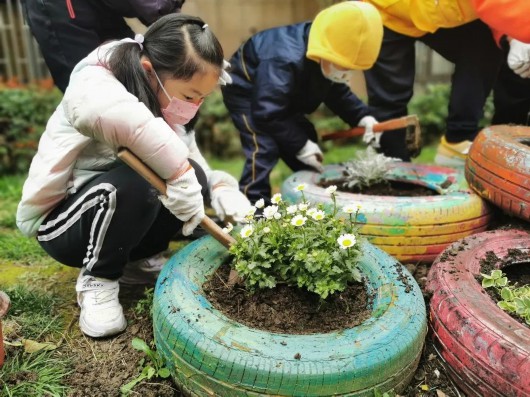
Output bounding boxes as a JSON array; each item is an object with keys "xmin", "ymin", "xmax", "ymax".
[
  {"xmin": 466, "ymin": 125, "xmax": 530, "ymax": 221},
  {"xmin": 282, "ymin": 162, "xmax": 492, "ymax": 263}
]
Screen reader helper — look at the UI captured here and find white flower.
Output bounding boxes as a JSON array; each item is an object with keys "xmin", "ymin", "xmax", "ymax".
[
  {"xmin": 263, "ymin": 205, "xmax": 278, "ymax": 219},
  {"xmin": 273, "ymin": 212, "xmax": 281, "ymax": 220},
  {"xmin": 298, "ymin": 202, "xmax": 310, "ymax": 212},
  {"xmin": 295, "ymin": 183, "xmax": 306, "ymax": 191},
  {"xmin": 222, "ymin": 222, "xmax": 233, "ymax": 233},
  {"xmin": 247, "ymin": 206, "xmax": 257, "ymax": 216},
  {"xmin": 286, "ymin": 205, "xmax": 298, "ymax": 214},
  {"xmin": 342, "ymin": 204, "xmax": 356, "ymax": 214},
  {"xmin": 263, "ymin": 226, "xmax": 271, "ymax": 233},
  {"xmin": 291, "ymin": 215, "xmax": 307, "ymax": 227},
  {"xmin": 271, "ymin": 193, "xmax": 282, "ymax": 204},
  {"xmin": 325, "ymin": 185, "xmax": 337, "ymax": 195},
  {"xmin": 254, "ymin": 198, "xmax": 265, "ymax": 209},
  {"xmin": 240, "ymin": 225, "xmax": 254, "ymax": 238},
  {"xmin": 337, "ymin": 234, "xmax": 357, "ymax": 249},
  {"xmin": 306, "ymin": 207, "xmax": 317, "ymax": 217},
  {"xmin": 311, "ymin": 210, "xmax": 325, "ymax": 221}
]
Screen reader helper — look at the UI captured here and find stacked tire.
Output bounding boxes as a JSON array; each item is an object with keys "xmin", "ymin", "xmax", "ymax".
[
  {"xmin": 282, "ymin": 163, "xmax": 491, "ymax": 263},
  {"xmin": 466, "ymin": 125, "xmax": 530, "ymax": 221}
]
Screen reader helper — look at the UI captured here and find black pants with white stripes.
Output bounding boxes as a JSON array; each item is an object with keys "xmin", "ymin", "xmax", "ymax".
[{"xmin": 37, "ymin": 162, "xmax": 207, "ymax": 280}]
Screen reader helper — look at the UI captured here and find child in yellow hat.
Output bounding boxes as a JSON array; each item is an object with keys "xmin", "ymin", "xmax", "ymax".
[{"xmin": 222, "ymin": 1, "xmax": 383, "ymax": 204}]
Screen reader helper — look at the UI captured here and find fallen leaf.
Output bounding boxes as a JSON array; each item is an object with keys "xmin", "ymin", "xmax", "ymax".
[
  {"xmin": 22, "ymin": 339, "xmax": 58, "ymax": 353},
  {"xmin": 420, "ymin": 384, "xmax": 430, "ymax": 391},
  {"xmin": 436, "ymin": 390, "xmax": 447, "ymax": 397},
  {"xmin": 428, "ymin": 353, "xmax": 437, "ymax": 361}
]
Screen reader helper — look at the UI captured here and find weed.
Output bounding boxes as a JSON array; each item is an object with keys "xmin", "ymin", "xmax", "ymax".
[
  {"xmin": 120, "ymin": 338, "xmax": 171, "ymax": 396},
  {"xmin": 133, "ymin": 287, "xmax": 154, "ymax": 316}
]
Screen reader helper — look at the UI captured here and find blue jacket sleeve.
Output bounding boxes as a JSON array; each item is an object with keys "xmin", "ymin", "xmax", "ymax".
[
  {"xmin": 251, "ymin": 59, "xmax": 315, "ymax": 154},
  {"xmin": 324, "ymin": 83, "xmax": 371, "ymax": 128}
]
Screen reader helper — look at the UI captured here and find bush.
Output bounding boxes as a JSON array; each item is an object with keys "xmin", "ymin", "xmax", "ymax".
[
  {"xmin": 0, "ymin": 87, "xmax": 62, "ymax": 174},
  {"xmin": 409, "ymin": 83, "xmax": 493, "ymax": 145}
]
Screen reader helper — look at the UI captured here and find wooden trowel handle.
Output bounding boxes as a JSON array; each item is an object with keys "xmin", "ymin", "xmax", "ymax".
[
  {"xmin": 322, "ymin": 116, "xmax": 413, "ymax": 141},
  {"xmin": 117, "ymin": 148, "xmax": 236, "ymax": 249}
]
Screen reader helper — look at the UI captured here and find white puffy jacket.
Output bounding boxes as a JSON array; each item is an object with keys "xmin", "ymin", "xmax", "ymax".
[{"xmin": 16, "ymin": 39, "xmax": 211, "ymax": 237}]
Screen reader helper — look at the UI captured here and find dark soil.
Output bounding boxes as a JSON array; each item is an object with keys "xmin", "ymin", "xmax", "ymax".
[
  {"xmin": 318, "ymin": 179, "xmax": 436, "ymax": 196},
  {"xmin": 203, "ymin": 262, "xmax": 371, "ymax": 333}
]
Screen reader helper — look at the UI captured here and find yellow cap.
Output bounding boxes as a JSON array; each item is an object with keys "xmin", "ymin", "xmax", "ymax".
[{"xmin": 307, "ymin": 1, "xmax": 383, "ymax": 70}]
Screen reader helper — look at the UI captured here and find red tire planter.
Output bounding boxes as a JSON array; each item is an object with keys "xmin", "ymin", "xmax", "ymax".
[
  {"xmin": 426, "ymin": 229, "xmax": 530, "ymax": 396},
  {"xmin": 466, "ymin": 125, "xmax": 530, "ymax": 221}
]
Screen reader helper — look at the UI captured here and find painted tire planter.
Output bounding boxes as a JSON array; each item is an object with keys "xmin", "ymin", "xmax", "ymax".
[
  {"xmin": 281, "ymin": 162, "xmax": 491, "ymax": 263},
  {"xmin": 153, "ymin": 236, "xmax": 427, "ymax": 396},
  {"xmin": 0, "ymin": 291, "xmax": 10, "ymax": 368},
  {"xmin": 426, "ymin": 229, "xmax": 530, "ymax": 396},
  {"xmin": 465, "ymin": 125, "xmax": 530, "ymax": 221}
]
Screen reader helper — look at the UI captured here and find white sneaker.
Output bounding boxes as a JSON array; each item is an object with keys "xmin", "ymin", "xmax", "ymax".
[
  {"xmin": 119, "ymin": 253, "xmax": 168, "ymax": 285},
  {"xmin": 76, "ymin": 268, "xmax": 127, "ymax": 338}
]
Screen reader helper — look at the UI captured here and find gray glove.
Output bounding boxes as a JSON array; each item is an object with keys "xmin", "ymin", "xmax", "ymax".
[
  {"xmin": 159, "ymin": 167, "xmax": 205, "ymax": 236},
  {"xmin": 296, "ymin": 140, "xmax": 324, "ymax": 173},
  {"xmin": 359, "ymin": 115, "xmax": 381, "ymax": 148}
]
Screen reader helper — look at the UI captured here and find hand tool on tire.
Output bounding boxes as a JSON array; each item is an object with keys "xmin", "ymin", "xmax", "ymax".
[
  {"xmin": 322, "ymin": 114, "xmax": 422, "ymax": 157},
  {"xmin": 117, "ymin": 148, "xmax": 241, "ymax": 286}
]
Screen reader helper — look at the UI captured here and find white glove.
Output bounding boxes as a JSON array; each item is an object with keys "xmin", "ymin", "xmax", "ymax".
[
  {"xmin": 359, "ymin": 115, "xmax": 381, "ymax": 148},
  {"xmin": 159, "ymin": 167, "xmax": 205, "ymax": 236},
  {"xmin": 208, "ymin": 171, "xmax": 252, "ymax": 223},
  {"xmin": 296, "ymin": 140, "xmax": 324, "ymax": 173},
  {"xmin": 508, "ymin": 39, "xmax": 530, "ymax": 78},
  {"xmin": 219, "ymin": 59, "xmax": 233, "ymax": 85}
]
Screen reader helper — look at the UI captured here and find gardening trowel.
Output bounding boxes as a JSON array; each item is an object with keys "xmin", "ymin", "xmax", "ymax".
[
  {"xmin": 321, "ymin": 114, "xmax": 422, "ymax": 157},
  {"xmin": 117, "ymin": 148, "xmax": 241, "ymax": 287}
]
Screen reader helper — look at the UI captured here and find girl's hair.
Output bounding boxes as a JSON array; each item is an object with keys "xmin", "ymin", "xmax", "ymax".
[{"xmin": 106, "ymin": 14, "xmax": 224, "ymax": 117}]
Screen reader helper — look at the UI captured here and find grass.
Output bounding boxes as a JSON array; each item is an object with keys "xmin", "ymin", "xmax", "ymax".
[
  {"xmin": 2, "ymin": 284, "xmax": 64, "ymax": 340},
  {"xmin": 0, "ymin": 350, "xmax": 71, "ymax": 397}
]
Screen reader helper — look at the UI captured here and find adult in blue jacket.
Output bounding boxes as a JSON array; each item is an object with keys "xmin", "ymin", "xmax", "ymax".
[
  {"xmin": 221, "ymin": 2, "xmax": 383, "ymax": 204},
  {"xmin": 22, "ymin": 0, "xmax": 185, "ymax": 92}
]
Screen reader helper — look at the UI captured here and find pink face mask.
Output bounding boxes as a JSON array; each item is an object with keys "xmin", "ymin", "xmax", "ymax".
[{"xmin": 154, "ymin": 70, "xmax": 202, "ymax": 126}]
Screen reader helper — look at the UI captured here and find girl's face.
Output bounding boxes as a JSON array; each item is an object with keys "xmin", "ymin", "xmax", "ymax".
[{"xmin": 141, "ymin": 58, "xmax": 220, "ymax": 106}]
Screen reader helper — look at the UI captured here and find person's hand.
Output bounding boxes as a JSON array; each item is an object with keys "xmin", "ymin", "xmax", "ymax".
[
  {"xmin": 296, "ymin": 140, "xmax": 324, "ymax": 172},
  {"xmin": 359, "ymin": 115, "xmax": 381, "ymax": 148},
  {"xmin": 209, "ymin": 171, "xmax": 252, "ymax": 223},
  {"xmin": 159, "ymin": 166, "xmax": 205, "ymax": 236},
  {"xmin": 508, "ymin": 39, "xmax": 530, "ymax": 78}
]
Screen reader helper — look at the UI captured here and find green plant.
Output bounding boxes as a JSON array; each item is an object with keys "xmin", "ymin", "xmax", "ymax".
[
  {"xmin": 226, "ymin": 185, "xmax": 363, "ymax": 299},
  {"xmin": 0, "ymin": 350, "xmax": 70, "ymax": 397},
  {"xmin": 0, "ymin": 87, "xmax": 62, "ymax": 174},
  {"xmin": 481, "ymin": 269, "xmax": 508, "ymax": 288},
  {"xmin": 133, "ymin": 287, "xmax": 154, "ymax": 316},
  {"xmin": 481, "ymin": 269, "xmax": 530, "ymax": 325},
  {"xmin": 120, "ymin": 338, "xmax": 171, "ymax": 396},
  {"xmin": 339, "ymin": 147, "xmax": 400, "ymax": 190}
]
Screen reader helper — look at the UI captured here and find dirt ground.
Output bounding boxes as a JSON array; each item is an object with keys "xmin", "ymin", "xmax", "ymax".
[
  {"xmin": 41, "ymin": 266, "xmax": 462, "ymax": 397},
  {"xmin": 5, "ymin": 212, "xmax": 529, "ymax": 397}
]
